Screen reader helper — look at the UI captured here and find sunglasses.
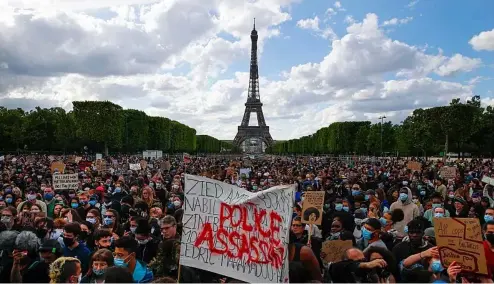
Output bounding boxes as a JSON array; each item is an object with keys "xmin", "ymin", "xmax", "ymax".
[{"xmin": 291, "ymin": 224, "xmax": 303, "ymax": 227}]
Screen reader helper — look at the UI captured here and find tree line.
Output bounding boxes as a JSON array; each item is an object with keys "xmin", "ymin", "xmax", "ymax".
[
  {"xmin": 0, "ymin": 101, "xmax": 230, "ymax": 154},
  {"xmin": 267, "ymin": 96, "xmax": 494, "ymax": 157}
]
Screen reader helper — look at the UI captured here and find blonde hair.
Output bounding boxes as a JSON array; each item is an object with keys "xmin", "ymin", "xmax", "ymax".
[{"xmin": 49, "ymin": 257, "xmax": 80, "ymax": 283}]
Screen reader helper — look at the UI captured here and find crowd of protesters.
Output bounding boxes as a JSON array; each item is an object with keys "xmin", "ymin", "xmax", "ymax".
[{"xmin": 0, "ymin": 153, "xmax": 493, "ymax": 283}]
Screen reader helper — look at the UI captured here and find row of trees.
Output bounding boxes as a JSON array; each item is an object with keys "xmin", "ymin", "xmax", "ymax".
[
  {"xmin": 0, "ymin": 101, "xmax": 228, "ymax": 154},
  {"xmin": 196, "ymin": 135, "xmax": 234, "ymax": 153},
  {"xmin": 267, "ymin": 96, "xmax": 494, "ymax": 157}
]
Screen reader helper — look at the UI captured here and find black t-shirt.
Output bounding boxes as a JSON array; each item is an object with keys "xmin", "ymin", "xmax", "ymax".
[{"xmin": 23, "ymin": 260, "xmax": 50, "ymax": 283}]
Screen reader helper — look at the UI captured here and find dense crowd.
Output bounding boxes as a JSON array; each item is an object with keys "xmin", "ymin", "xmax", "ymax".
[{"xmin": 0, "ymin": 153, "xmax": 493, "ymax": 283}]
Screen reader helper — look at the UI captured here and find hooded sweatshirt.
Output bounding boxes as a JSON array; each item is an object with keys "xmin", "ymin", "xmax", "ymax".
[{"xmin": 389, "ymin": 187, "xmax": 419, "ymax": 234}]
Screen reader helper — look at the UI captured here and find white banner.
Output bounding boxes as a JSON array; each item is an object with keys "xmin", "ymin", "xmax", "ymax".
[
  {"xmin": 53, "ymin": 174, "xmax": 79, "ymax": 190},
  {"xmin": 129, "ymin": 163, "xmax": 141, "ymax": 171},
  {"xmin": 180, "ymin": 175, "xmax": 294, "ymax": 283}
]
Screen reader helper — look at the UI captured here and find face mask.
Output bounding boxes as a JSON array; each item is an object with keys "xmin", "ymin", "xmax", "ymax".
[
  {"xmin": 351, "ymin": 190, "xmax": 359, "ymax": 196},
  {"xmin": 412, "ymin": 198, "xmax": 418, "ymax": 203},
  {"xmin": 130, "ymin": 226, "xmax": 137, "ymax": 233},
  {"xmin": 115, "ymin": 187, "xmax": 121, "ymax": 193},
  {"xmin": 6, "ymin": 197, "xmax": 12, "ymax": 204},
  {"xmin": 431, "ymin": 260, "xmax": 444, "ymax": 273},
  {"xmin": 331, "ymin": 231, "xmax": 341, "ymax": 238},
  {"xmin": 361, "ymin": 227, "xmax": 373, "ymax": 240},
  {"xmin": 27, "ymin": 194, "xmax": 37, "ymax": 201},
  {"xmin": 89, "ymin": 200, "xmax": 97, "ymax": 206},
  {"xmin": 485, "ymin": 215, "xmax": 494, "ymax": 223},
  {"xmin": 486, "ymin": 233, "xmax": 494, "ymax": 245},
  {"xmin": 432, "ymin": 203, "xmax": 442, "ymax": 209},
  {"xmin": 86, "ymin": 217, "xmax": 97, "ymax": 224},
  {"xmin": 399, "ymin": 193, "xmax": 408, "ymax": 201},
  {"xmin": 114, "ymin": 257, "xmax": 129, "ymax": 268},
  {"xmin": 434, "ymin": 212, "xmax": 444, "ymax": 218},
  {"xmin": 383, "ymin": 207, "xmax": 389, "ymax": 213},
  {"xmin": 93, "ymin": 268, "xmax": 105, "ymax": 276},
  {"xmin": 1, "ymin": 216, "xmax": 11, "ymax": 225},
  {"xmin": 63, "ymin": 237, "xmax": 75, "ymax": 247},
  {"xmin": 44, "ymin": 193, "xmax": 53, "ymax": 201},
  {"xmin": 136, "ymin": 238, "xmax": 150, "ymax": 245},
  {"xmin": 80, "ymin": 200, "xmax": 88, "ymax": 206},
  {"xmin": 448, "ymin": 194, "xmax": 455, "ymax": 199},
  {"xmin": 342, "ymin": 206, "xmax": 349, "ymax": 212},
  {"xmin": 36, "ymin": 228, "xmax": 48, "ymax": 238},
  {"xmin": 71, "ymin": 203, "xmax": 79, "ymax": 209},
  {"xmin": 360, "ymin": 208, "xmax": 368, "ymax": 214},
  {"xmin": 404, "ymin": 226, "xmax": 408, "ymax": 234},
  {"xmin": 472, "ymin": 198, "xmax": 481, "ymax": 203},
  {"xmin": 173, "ymin": 200, "xmax": 181, "ymax": 207},
  {"xmin": 379, "ymin": 217, "xmax": 387, "ymax": 226},
  {"xmin": 69, "ymin": 194, "xmax": 76, "ymax": 198},
  {"xmin": 103, "ymin": 217, "xmax": 113, "ymax": 226},
  {"xmin": 335, "ymin": 203, "xmax": 343, "ymax": 211},
  {"xmin": 420, "ymin": 190, "xmax": 426, "ymax": 196}
]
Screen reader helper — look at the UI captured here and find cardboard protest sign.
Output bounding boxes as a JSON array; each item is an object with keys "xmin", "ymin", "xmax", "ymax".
[
  {"xmin": 239, "ymin": 168, "xmax": 251, "ymax": 178},
  {"xmin": 53, "ymin": 174, "xmax": 79, "ymax": 191},
  {"xmin": 95, "ymin": 159, "xmax": 107, "ymax": 172},
  {"xmin": 181, "ymin": 175, "xmax": 295, "ymax": 283},
  {"xmin": 50, "ymin": 161, "xmax": 65, "ymax": 174},
  {"xmin": 440, "ymin": 166, "xmax": 457, "ymax": 179},
  {"xmin": 96, "ymin": 153, "xmax": 102, "ymax": 160},
  {"xmin": 75, "ymin": 156, "xmax": 83, "ymax": 164},
  {"xmin": 407, "ymin": 161, "xmax": 422, "ymax": 172},
  {"xmin": 321, "ymin": 240, "xmax": 353, "ymax": 263},
  {"xmin": 301, "ymin": 191, "xmax": 325, "ymax": 225},
  {"xmin": 435, "ymin": 218, "xmax": 487, "ymax": 275}
]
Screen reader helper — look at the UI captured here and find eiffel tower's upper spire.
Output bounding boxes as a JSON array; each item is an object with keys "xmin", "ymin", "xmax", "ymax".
[{"xmin": 248, "ymin": 18, "xmax": 259, "ymax": 102}]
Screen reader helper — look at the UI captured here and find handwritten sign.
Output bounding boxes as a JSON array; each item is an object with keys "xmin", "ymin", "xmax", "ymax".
[
  {"xmin": 129, "ymin": 163, "xmax": 141, "ymax": 171},
  {"xmin": 140, "ymin": 159, "xmax": 148, "ymax": 170},
  {"xmin": 434, "ymin": 218, "xmax": 487, "ymax": 275},
  {"xmin": 301, "ymin": 191, "xmax": 325, "ymax": 225},
  {"xmin": 321, "ymin": 240, "xmax": 353, "ymax": 263},
  {"xmin": 440, "ymin": 167, "xmax": 457, "ymax": 179},
  {"xmin": 53, "ymin": 174, "xmax": 79, "ymax": 191},
  {"xmin": 407, "ymin": 161, "xmax": 422, "ymax": 172},
  {"xmin": 50, "ymin": 161, "xmax": 65, "ymax": 174},
  {"xmin": 180, "ymin": 174, "xmax": 295, "ymax": 283}
]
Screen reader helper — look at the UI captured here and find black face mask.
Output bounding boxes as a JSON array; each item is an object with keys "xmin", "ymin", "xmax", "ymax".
[
  {"xmin": 79, "ymin": 231, "xmax": 88, "ymax": 241},
  {"xmin": 36, "ymin": 228, "xmax": 48, "ymax": 239},
  {"xmin": 409, "ymin": 234, "xmax": 424, "ymax": 247},
  {"xmin": 486, "ymin": 233, "xmax": 494, "ymax": 245},
  {"xmin": 63, "ymin": 237, "xmax": 75, "ymax": 247}
]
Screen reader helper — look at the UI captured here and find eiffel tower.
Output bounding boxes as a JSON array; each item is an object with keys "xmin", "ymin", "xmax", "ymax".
[{"xmin": 233, "ymin": 19, "xmax": 273, "ymax": 153}]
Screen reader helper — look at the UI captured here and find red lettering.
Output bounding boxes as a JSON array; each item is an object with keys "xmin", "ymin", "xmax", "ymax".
[
  {"xmin": 254, "ymin": 208, "xmax": 271, "ymax": 238},
  {"xmin": 231, "ymin": 205, "xmax": 242, "ymax": 228},
  {"xmin": 193, "ymin": 203, "xmax": 285, "ymax": 269},
  {"xmin": 219, "ymin": 203, "xmax": 232, "ymax": 229},
  {"xmin": 241, "ymin": 206, "xmax": 253, "ymax": 232},
  {"xmin": 269, "ymin": 211, "xmax": 282, "ymax": 246}
]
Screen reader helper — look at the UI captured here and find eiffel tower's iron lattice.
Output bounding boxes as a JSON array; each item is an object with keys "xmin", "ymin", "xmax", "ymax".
[{"xmin": 233, "ymin": 19, "xmax": 274, "ymax": 153}]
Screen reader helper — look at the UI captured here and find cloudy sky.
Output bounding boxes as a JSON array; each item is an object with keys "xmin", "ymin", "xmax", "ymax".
[{"xmin": 1, "ymin": 0, "xmax": 493, "ymax": 140}]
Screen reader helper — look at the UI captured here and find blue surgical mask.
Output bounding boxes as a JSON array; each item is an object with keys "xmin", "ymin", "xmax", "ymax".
[
  {"xmin": 383, "ymin": 207, "xmax": 389, "ymax": 213},
  {"xmin": 103, "ymin": 217, "xmax": 113, "ymax": 226},
  {"xmin": 335, "ymin": 204, "xmax": 343, "ymax": 211},
  {"xmin": 93, "ymin": 268, "xmax": 105, "ymax": 276},
  {"xmin": 89, "ymin": 200, "xmax": 97, "ymax": 206},
  {"xmin": 399, "ymin": 193, "xmax": 408, "ymax": 201},
  {"xmin": 404, "ymin": 225, "xmax": 408, "ymax": 234},
  {"xmin": 352, "ymin": 190, "xmax": 360, "ymax": 196},
  {"xmin": 6, "ymin": 198, "xmax": 12, "ymax": 204},
  {"xmin": 365, "ymin": 195, "xmax": 370, "ymax": 201},
  {"xmin": 434, "ymin": 212, "xmax": 444, "ymax": 218},
  {"xmin": 342, "ymin": 206, "xmax": 349, "ymax": 212},
  {"xmin": 80, "ymin": 200, "xmax": 88, "ymax": 206},
  {"xmin": 86, "ymin": 217, "xmax": 97, "ymax": 224},
  {"xmin": 485, "ymin": 215, "xmax": 494, "ymax": 223},
  {"xmin": 71, "ymin": 203, "xmax": 79, "ymax": 209},
  {"xmin": 114, "ymin": 258, "xmax": 128, "ymax": 268},
  {"xmin": 130, "ymin": 226, "xmax": 137, "ymax": 233},
  {"xmin": 431, "ymin": 260, "xmax": 444, "ymax": 273},
  {"xmin": 115, "ymin": 187, "xmax": 122, "ymax": 193},
  {"xmin": 379, "ymin": 217, "xmax": 387, "ymax": 226},
  {"xmin": 361, "ymin": 227, "xmax": 373, "ymax": 240},
  {"xmin": 420, "ymin": 190, "xmax": 426, "ymax": 196},
  {"xmin": 44, "ymin": 193, "xmax": 53, "ymax": 201}
]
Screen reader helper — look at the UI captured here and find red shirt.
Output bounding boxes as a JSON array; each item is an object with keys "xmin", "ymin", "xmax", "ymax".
[{"xmin": 483, "ymin": 241, "xmax": 494, "ymax": 277}]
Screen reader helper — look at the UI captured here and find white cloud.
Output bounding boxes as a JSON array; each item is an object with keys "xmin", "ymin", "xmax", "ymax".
[
  {"xmin": 382, "ymin": 17, "xmax": 413, "ymax": 26},
  {"xmin": 334, "ymin": 1, "xmax": 345, "ymax": 11},
  {"xmin": 0, "ymin": 4, "xmax": 484, "ymax": 140},
  {"xmin": 469, "ymin": 28, "xmax": 494, "ymax": 51},
  {"xmin": 297, "ymin": 16, "xmax": 337, "ymax": 40},
  {"xmin": 407, "ymin": 0, "xmax": 420, "ymax": 8}
]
